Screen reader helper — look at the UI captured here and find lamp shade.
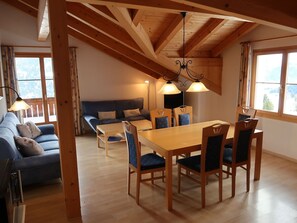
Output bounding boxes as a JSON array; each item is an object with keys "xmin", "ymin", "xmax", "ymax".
[
  {"xmin": 159, "ymin": 81, "xmax": 181, "ymax": 95},
  {"xmin": 8, "ymin": 97, "xmax": 30, "ymax": 111},
  {"xmin": 186, "ymin": 81, "xmax": 209, "ymax": 92}
]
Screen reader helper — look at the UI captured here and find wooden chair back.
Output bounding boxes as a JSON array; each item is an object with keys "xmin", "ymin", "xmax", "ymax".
[
  {"xmin": 122, "ymin": 121, "xmax": 141, "ymax": 171},
  {"xmin": 150, "ymin": 108, "xmax": 172, "ymax": 129},
  {"xmin": 236, "ymin": 106, "xmax": 257, "ymax": 123},
  {"xmin": 200, "ymin": 123, "xmax": 230, "ymax": 174},
  {"xmin": 232, "ymin": 119, "xmax": 258, "ymax": 164},
  {"xmin": 173, "ymin": 106, "xmax": 193, "ymax": 126}
]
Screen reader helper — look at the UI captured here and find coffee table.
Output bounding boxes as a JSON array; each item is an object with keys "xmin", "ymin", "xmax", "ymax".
[{"xmin": 96, "ymin": 119, "xmax": 152, "ymax": 156}]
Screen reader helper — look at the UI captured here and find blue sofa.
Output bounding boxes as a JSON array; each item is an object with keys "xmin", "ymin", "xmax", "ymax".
[
  {"xmin": 82, "ymin": 97, "xmax": 150, "ymax": 133},
  {"xmin": 0, "ymin": 112, "xmax": 61, "ymax": 186}
]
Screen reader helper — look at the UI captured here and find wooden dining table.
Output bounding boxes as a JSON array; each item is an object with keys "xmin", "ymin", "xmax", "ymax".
[{"xmin": 138, "ymin": 120, "xmax": 263, "ymax": 211}]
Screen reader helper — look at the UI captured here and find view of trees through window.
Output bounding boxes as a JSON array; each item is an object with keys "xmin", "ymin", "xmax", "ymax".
[
  {"xmin": 15, "ymin": 55, "xmax": 56, "ymax": 123},
  {"xmin": 253, "ymin": 50, "xmax": 297, "ymax": 117}
]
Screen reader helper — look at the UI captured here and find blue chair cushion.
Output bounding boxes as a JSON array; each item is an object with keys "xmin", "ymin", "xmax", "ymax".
[
  {"xmin": 223, "ymin": 147, "xmax": 233, "ymax": 164},
  {"xmin": 177, "ymin": 155, "xmax": 201, "ymax": 172},
  {"xmin": 179, "ymin": 113, "xmax": 190, "ymax": 126},
  {"xmin": 155, "ymin": 116, "xmax": 169, "ymax": 129},
  {"xmin": 140, "ymin": 153, "xmax": 165, "ymax": 170}
]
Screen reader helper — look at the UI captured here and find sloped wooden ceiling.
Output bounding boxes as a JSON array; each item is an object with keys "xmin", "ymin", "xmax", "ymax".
[{"xmin": 5, "ymin": 0, "xmax": 297, "ymax": 94}]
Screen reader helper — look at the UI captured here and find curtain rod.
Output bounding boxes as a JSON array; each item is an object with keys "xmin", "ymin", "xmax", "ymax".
[{"xmin": 241, "ymin": 34, "xmax": 297, "ymax": 44}]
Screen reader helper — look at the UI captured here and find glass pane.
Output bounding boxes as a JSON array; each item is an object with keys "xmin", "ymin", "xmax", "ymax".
[
  {"xmin": 256, "ymin": 54, "xmax": 282, "ymax": 83},
  {"xmin": 46, "ymin": 80, "xmax": 55, "ymax": 98},
  {"xmin": 284, "ymin": 84, "xmax": 297, "ymax": 115},
  {"xmin": 18, "ymin": 81, "xmax": 42, "ymax": 99},
  {"xmin": 44, "ymin": 58, "xmax": 53, "ymax": 79},
  {"xmin": 15, "ymin": 58, "xmax": 41, "ymax": 80},
  {"xmin": 22, "ymin": 97, "xmax": 45, "ymax": 124},
  {"xmin": 254, "ymin": 83, "xmax": 279, "ymax": 112},
  {"xmin": 287, "ymin": 52, "xmax": 297, "ymax": 84}
]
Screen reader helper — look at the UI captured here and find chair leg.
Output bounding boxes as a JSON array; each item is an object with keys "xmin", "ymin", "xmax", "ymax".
[
  {"xmin": 201, "ymin": 175, "xmax": 206, "ymax": 208},
  {"xmin": 219, "ymin": 171, "xmax": 222, "ymax": 202},
  {"xmin": 127, "ymin": 167, "xmax": 131, "ymax": 195},
  {"xmin": 232, "ymin": 167, "xmax": 237, "ymax": 197},
  {"xmin": 136, "ymin": 172, "xmax": 141, "ymax": 205},
  {"xmin": 177, "ymin": 165, "xmax": 181, "ymax": 193},
  {"xmin": 247, "ymin": 164, "xmax": 250, "ymax": 192}
]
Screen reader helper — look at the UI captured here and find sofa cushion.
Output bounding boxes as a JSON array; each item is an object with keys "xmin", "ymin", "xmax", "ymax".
[
  {"xmin": 17, "ymin": 121, "xmax": 42, "ymax": 139},
  {"xmin": 82, "ymin": 100, "xmax": 116, "ymax": 117},
  {"xmin": 35, "ymin": 134, "xmax": 59, "ymax": 143},
  {"xmin": 14, "ymin": 136, "xmax": 44, "ymax": 157},
  {"xmin": 123, "ymin": 108, "xmax": 141, "ymax": 118},
  {"xmin": 26, "ymin": 121, "xmax": 42, "ymax": 138},
  {"xmin": 39, "ymin": 140, "xmax": 60, "ymax": 151},
  {"xmin": 98, "ymin": 111, "xmax": 116, "ymax": 120},
  {"xmin": 115, "ymin": 98, "xmax": 143, "ymax": 119}
]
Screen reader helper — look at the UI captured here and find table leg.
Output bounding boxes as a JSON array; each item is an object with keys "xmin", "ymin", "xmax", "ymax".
[
  {"xmin": 254, "ymin": 132, "xmax": 263, "ymax": 180},
  {"xmin": 165, "ymin": 152, "xmax": 173, "ymax": 211},
  {"xmin": 105, "ymin": 135, "xmax": 109, "ymax": 156}
]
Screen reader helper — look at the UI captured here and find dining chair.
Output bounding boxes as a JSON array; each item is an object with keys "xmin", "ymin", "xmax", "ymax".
[
  {"xmin": 223, "ymin": 118, "xmax": 258, "ymax": 197},
  {"xmin": 150, "ymin": 108, "xmax": 172, "ymax": 129},
  {"xmin": 177, "ymin": 123, "xmax": 230, "ymax": 208},
  {"xmin": 173, "ymin": 105, "xmax": 193, "ymax": 126},
  {"xmin": 236, "ymin": 106, "xmax": 257, "ymax": 122},
  {"xmin": 122, "ymin": 121, "xmax": 165, "ymax": 205}
]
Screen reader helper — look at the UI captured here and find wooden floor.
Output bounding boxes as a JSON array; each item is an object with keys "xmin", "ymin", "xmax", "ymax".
[{"xmin": 23, "ymin": 134, "xmax": 297, "ymax": 223}]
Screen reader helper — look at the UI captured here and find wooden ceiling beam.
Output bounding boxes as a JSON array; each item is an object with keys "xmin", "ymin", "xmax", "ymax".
[
  {"xmin": 68, "ymin": 28, "xmax": 161, "ymax": 79},
  {"xmin": 19, "ymin": 0, "xmax": 39, "ymax": 9},
  {"xmin": 132, "ymin": 9, "xmax": 144, "ymax": 26},
  {"xmin": 211, "ymin": 22, "xmax": 258, "ymax": 57},
  {"xmin": 154, "ymin": 14, "xmax": 191, "ymax": 55},
  {"xmin": 173, "ymin": 0, "xmax": 297, "ymax": 33},
  {"xmin": 67, "ymin": 16, "xmax": 176, "ymax": 79},
  {"xmin": 1, "ymin": 0, "xmax": 38, "ymax": 17},
  {"xmin": 89, "ymin": 4, "xmax": 117, "ymax": 20},
  {"xmin": 66, "ymin": 2, "xmax": 141, "ymax": 52},
  {"xmin": 37, "ymin": 0, "xmax": 50, "ymax": 41},
  {"xmin": 184, "ymin": 18, "xmax": 226, "ymax": 57},
  {"xmin": 107, "ymin": 6, "xmax": 156, "ymax": 59},
  {"xmin": 67, "ymin": 0, "xmax": 216, "ymax": 14}
]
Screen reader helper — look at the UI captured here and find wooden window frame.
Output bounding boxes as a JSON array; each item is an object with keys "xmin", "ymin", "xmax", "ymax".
[
  {"xmin": 250, "ymin": 46, "xmax": 297, "ymax": 123},
  {"xmin": 15, "ymin": 52, "xmax": 56, "ymax": 125}
]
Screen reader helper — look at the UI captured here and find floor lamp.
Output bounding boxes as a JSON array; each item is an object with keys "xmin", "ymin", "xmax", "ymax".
[{"xmin": 0, "ymin": 86, "xmax": 30, "ymax": 111}]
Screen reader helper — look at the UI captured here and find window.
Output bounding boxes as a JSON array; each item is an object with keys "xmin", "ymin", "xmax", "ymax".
[
  {"xmin": 15, "ymin": 53, "xmax": 56, "ymax": 124},
  {"xmin": 251, "ymin": 48, "xmax": 297, "ymax": 122}
]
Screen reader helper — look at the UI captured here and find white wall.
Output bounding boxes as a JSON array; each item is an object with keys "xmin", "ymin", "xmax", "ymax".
[{"xmin": 191, "ymin": 24, "xmax": 297, "ymax": 160}]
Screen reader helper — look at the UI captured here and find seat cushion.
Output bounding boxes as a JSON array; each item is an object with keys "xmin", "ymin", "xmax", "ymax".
[
  {"xmin": 177, "ymin": 155, "xmax": 201, "ymax": 172},
  {"xmin": 35, "ymin": 134, "xmax": 58, "ymax": 143},
  {"xmin": 39, "ymin": 141, "xmax": 60, "ymax": 151},
  {"xmin": 140, "ymin": 153, "xmax": 165, "ymax": 170},
  {"xmin": 223, "ymin": 147, "xmax": 233, "ymax": 164}
]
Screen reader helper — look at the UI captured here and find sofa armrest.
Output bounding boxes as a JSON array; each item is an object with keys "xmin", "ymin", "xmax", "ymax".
[
  {"xmin": 141, "ymin": 108, "xmax": 150, "ymax": 120},
  {"xmin": 13, "ymin": 150, "xmax": 60, "ymax": 170},
  {"xmin": 38, "ymin": 124, "xmax": 55, "ymax": 135},
  {"xmin": 83, "ymin": 115, "xmax": 100, "ymax": 133}
]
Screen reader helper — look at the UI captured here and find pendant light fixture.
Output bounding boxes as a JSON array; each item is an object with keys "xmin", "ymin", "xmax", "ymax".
[{"xmin": 160, "ymin": 12, "xmax": 209, "ymax": 94}]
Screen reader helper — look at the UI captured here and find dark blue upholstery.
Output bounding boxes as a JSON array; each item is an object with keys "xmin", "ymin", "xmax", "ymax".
[
  {"xmin": 238, "ymin": 114, "xmax": 250, "ymax": 121},
  {"xmin": 82, "ymin": 98, "xmax": 150, "ymax": 133},
  {"xmin": 177, "ymin": 135, "xmax": 224, "ymax": 172},
  {"xmin": 179, "ymin": 113, "xmax": 190, "ymax": 126},
  {"xmin": 223, "ymin": 129, "xmax": 253, "ymax": 164},
  {"xmin": 125, "ymin": 130, "xmax": 165, "ymax": 170},
  {"xmin": 155, "ymin": 116, "xmax": 169, "ymax": 129},
  {"xmin": 0, "ymin": 112, "xmax": 61, "ymax": 186}
]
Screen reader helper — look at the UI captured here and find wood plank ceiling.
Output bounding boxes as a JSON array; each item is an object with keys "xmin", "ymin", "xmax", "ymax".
[{"xmin": 6, "ymin": 0, "xmax": 292, "ymax": 94}]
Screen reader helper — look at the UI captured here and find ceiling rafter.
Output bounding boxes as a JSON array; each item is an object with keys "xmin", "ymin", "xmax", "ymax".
[
  {"xmin": 37, "ymin": 0, "xmax": 50, "ymax": 41},
  {"xmin": 68, "ymin": 28, "xmax": 161, "ymax": 79},
  {"xmin": 107, "ymin": 5, "xmax": 156, "ymax": 59},
  {"xmin": 172, "ymin": 0, "xmax": 297, "ymax": 33},
  {"xmin": 132, "ymin": 9, "xmax": 144, "ymax": 26},
  {"xmin": 184, "ymin": 18, "xmax": 226, "ymax": 57},
  {"xmin": 211, "ymin": 22, "xmax": 258, "ymax": 57},
  {"xmin": 66, "ymin": 2, "xmax": 141, "ymax": 52},
  {"xmin": 1, "ymin": 0, "xmax": 38, "ymax": 17},
  {"xmin": 154, "ymin": 14, "xmax": 191, "ymax": 55},
  {"xmin": 89, "ymin": 4, "xmax": 117, "ymax": 20},
  {"xmin": 67, "ymin": 15, "xmax": 177, "ymax": 79}
]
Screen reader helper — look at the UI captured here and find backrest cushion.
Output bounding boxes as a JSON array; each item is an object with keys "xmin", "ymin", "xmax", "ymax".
[
  {"xmin": 205, "ymin": 135, "xmax": 224, "ymax": 171},
  {"xmin": 0, "ymin": 128, "xmax": 22, "ymax": 160},
  {"xmin": 179, "ymin": 113, "xmax": 190, "ymax": 126},
  {"xmin": 155, "ymin": 116, "xmax": 169, "ymax": 129},
  {"xmin": 238, "ymin": 114, "xmax": 251, "ymax": 121},
  {"xmin": 123, "ymin": 108, "xmax": 141, "ymax": 118},
  {"xmin": 125, "ymin": 131, "xmax": 137, "ymax": 167},
  {"xmin": 236, "ymin": 129, "xmax": 253, "ymax": 163}
]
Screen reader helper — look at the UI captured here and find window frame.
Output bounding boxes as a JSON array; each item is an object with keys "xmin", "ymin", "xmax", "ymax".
[
  {"xmin": 251, "ymin": 46, "xmax": 297, "ymax": 123},
  {"xmin": 15, "ymin": 52, "xmax": 56, "ymax": 125}
]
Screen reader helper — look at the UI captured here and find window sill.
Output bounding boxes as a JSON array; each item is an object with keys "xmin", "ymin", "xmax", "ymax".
[{"xmin": 256, "ymin": 110, "xmax": 297, "ymax": 124}]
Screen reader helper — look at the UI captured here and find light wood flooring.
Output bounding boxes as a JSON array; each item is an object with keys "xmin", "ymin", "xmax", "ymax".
[{"xmin": 23, "ymin": 134, "xmax": 297, "ymax": 223}]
